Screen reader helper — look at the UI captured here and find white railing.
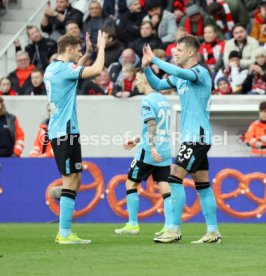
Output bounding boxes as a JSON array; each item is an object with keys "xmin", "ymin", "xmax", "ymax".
[
  {"xmin": 3, "ymin": 95, "xmax": 264, "ymax": 157},
  {"xmin": 0, "ymin": 0, "xmax": 47, "ymax": 75}
]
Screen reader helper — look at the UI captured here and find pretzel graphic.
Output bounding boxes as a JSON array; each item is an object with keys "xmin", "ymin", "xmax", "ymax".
[
  {"xmin": 106, "ymin": 175, "xmax": 201, "ymax": 221},
  {"xmin": 213, "ymin": 169, "xmax": 266, "ymax": 219},
  {"xmin": 106, "ymin": 175, "xmax": 163, "ymax": 219},
  {"xmin": 45, "ymin": 161, "xmax": 104, "ymax": 218}
]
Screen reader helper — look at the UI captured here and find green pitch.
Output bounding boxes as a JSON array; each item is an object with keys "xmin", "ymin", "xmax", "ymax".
[{"xmin": 1, "ymin": 223, "xmax": 266, "ymax": 276}]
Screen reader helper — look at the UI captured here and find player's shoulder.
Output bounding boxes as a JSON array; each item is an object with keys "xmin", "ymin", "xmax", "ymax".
[
  {"xmin": 193, "ymin": 63, "xmax": 209, "ymax": 74},
  {"xmin": 142, "ymin": 94, "xmax": 152, "ymax": 106},
  {"xmin": 142, "ymin": 92, "xmax": 158, "ymax": 107},
  {"xmin": 45, "ymin": 60, "xmax": 64, "ymax": 71},
  {"xmin": 155, "ymin": 92, "xmax": 169, "ymax": 103},
  {"xmin": 145, "ymin": 91, "xmax": 164, "ymax": 102},
  {"xmin": 191, "ymin": 63, "xmax": 211, "ymax": 81},
  {"xmin": 146, "ymin": 92, "xmax": 169, "ymax": 108}
]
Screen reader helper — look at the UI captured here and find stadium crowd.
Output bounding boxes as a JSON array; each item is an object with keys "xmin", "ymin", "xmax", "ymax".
[
  {"xmin": 0, "ymin": 0, "xmax": 266, "ymax": 97},
  {"xmin": 0, "ymin": 0, "xmax": 266, "ymax": 158}
]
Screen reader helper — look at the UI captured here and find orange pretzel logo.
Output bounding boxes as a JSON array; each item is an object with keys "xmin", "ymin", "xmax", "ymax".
[
  {"xmin": 213, "ymin": 169, "xmax": 266, "ymax": 219},
  {"xmin": 106, "ymin": 175, "xmax": 201, "ymax": 221},
  {"xmin": 45, "ymin": 161, "xmax": 104, "ymax": 218},
  {"xmin": 106, "ymin": 175, "xmax": 163, "ymax": 219}
]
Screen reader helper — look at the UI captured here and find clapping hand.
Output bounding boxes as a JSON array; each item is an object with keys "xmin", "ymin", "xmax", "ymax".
[
  {"xmin": 85, "ymin": 32, "xmax": 92, "ymax": 56},
  {"xmin": 142, "ymin": 44, "xmax": 154, "ymax": 67},
  {"xmin": 44, "ymin": 2, "xmax": 56, "ymax": 17},
  {"xmin": 97, "ymin": 30, "xmax": 106, "ymax": 49}
]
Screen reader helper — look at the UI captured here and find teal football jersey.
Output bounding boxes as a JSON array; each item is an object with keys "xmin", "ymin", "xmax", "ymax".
[
  {"xmin": 168, "ymin": 64, "xmax": 212, "ymax": 144},
  {"xmin": 136, "ymin": 92, "xmax": 172, "ymax": 166},
  {"xmin": 44, "ymin": 60, "xmax": 84, "ymax": 139}
]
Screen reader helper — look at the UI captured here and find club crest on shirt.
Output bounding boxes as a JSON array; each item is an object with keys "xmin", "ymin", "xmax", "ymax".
[{"xmin": 71, "ymin": 64, "xmax": 79, "ymax": 70}]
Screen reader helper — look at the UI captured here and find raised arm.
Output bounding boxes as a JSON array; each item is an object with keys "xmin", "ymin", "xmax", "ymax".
[
  {"xmin": 144, "ymin": 67, "xmax": 173, "ymax": 90},
  {"xmin": 78, "ymin": 32, "xmax": 92, "ymax": 66},
  {"xmin": 144, "ymin": 44, "xmax": 197, "ymax": 82},
  {"xmin": 142, "ymin": 47, "xmax": 173, "ymax": 91},
  {"xmin": 152, "ymin": 57, "xmax": 197, "ymax": 81},
  {"xmin": 81, "ymin": 31, "xmax": 106, "ymax": 79}
]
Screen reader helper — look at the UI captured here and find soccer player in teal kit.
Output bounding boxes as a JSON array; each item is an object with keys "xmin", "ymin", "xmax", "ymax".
[
  {"xmin": 114, "ymin": 70, "xmax": 179, "ymax": 242},
  {"xmin": 44, "ymin": 31, "xmax": 105, "ymax": 244},
  {"xmin": 142, "ymin": 36, "xmax": 222, "ymax": 243}
]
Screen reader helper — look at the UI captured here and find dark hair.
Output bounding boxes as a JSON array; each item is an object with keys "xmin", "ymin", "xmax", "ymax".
[
  {"xmin": 136, "ymin": 68, "xmax": 144, "ymax": 74},
  {"xmin": 102, "ymin": 27, "xmax": 117, "ymax": 40},
  {"xmin": 65, "ymin": 20, "xmax": 79, "ymax": 27},
  {"xmin": 178, "ymin": 36, "xmax": 200, "ymax": 52},
  {"xmin": 232, "ymin": 23, "xmax": 247, "ymax": 32},
  {"xmin": 145, "ymin": 0, "xmax": 161, "ymax": 11},
  {"xmin": 207, "ymin": 2, "xmax": 223, "ymax": 15},
  {"xmin": 26, "ymin": 25, "xmax": 39, "ymax": 35},
  {"xmin": 31, "ymin": 68, "xmax": 44, "ymax": 76},
  {"xmin": 204, "ymin": 24, "xmax": 218, "ymax": 33},
  {"xmin": 57, "ymin": 34, "xmax": 83, "ymax": 54},
  {"xmin": 229, "ymin": 50, "xmax": 241, "ymax": 59},
  {"xmin": 259, "ymin": 101, "xmax": 266, "ymax": 111}
]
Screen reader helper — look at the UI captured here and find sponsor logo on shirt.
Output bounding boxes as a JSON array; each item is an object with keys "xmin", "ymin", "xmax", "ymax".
[{"xmin": 179, "ymin": 86, "xmax": 189, "ymax": 95}]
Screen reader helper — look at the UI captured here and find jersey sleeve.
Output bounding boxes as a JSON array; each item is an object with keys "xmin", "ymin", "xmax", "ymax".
[
  {"xmin": 166, "ymin": 75, "xmax": 177, "ymax": 88},
  {"xmin": 190, "ymin": 65, "xmax": 210, "ymax": 83},
  {"xmin": 144, "ymin": 67, "xmax": 172, "ymax": 90},
  {"xmin": 141, "ymin": 99, "xmax": 156, "ymax": 123},
  {"xmin": 152, "ymin": 57, "xmax": 197, "ymax": 81},
  {"xmin": 64, "ymin": 63, "xmax": 85, "ymax": 80}
]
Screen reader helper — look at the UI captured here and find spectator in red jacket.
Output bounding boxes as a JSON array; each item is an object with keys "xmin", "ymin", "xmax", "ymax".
[
  {"xmin": 212, "ymin": 77, "xmax": 233, "ymax": 95},
  {"xmin": 0, "ymin": 78, "xmax": 17, "ymax": 96},
  {"xmin": 165, "ymin": 26, "xmax": 187, "ymax": 59},
  {"xmin": 0, "ymin": 96, "xmax": 24, "ymax": 157},
  {"xmin": 113, "ymin": 63, "xmax": 140, "ymax": 98},
  {"xmin": 245, "ymin": 101, "xmax": 266, "ymax": 156},
  {"xmin": 199, "ymin": 24, "xmax": 225, "ymax": 76},
  {"xmin": 29, "ymin": 104, "xmax": 53, "ymax": 157},
  {"xmin": 181, "ymin": 4, "xmax": 208, "ymax": 43},
  {"xmin": 166, "ymin": 0, "xmax": 191, "ymax": 24},
  {"xmin": 7, "ymin": 51, "xmax": 36, "ymax": 95},
  {"xmin": 14, "ymin": 25, "xmax": 57, "ymax": 70}
]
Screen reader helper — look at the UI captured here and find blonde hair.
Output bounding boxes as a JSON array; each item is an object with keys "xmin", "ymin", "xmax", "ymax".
[
  {"xmin": 122, "ymin": 63, "xmax": 136, "ymax": 77},
  {"xmin": 254, "ymin": 47, "xmax": 266, "ymax": 58},
  {"xmin": 153, "ymin": 49, "xmax": 166, "ymax": 59},
  {"xmin": 0, "ymin": 77, "xmax": 10, "ymax": 86}
]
